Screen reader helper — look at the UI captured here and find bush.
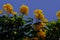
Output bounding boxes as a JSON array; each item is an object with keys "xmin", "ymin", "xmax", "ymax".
[{"xmin": 0, "ymin": 3, "xmax": 60, "ymax": 40}]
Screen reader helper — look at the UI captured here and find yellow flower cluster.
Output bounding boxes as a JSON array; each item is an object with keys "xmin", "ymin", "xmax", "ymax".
[
  {"xmin": 3, "ymin": 3, "xmax": 17, "ymax": 15},
  {"xmin": 56, "ymin": 11, "xmax": 60, "ymax": 18},
  {"xmin": 33, "ymin": 21, "xmax": 46, "ymax": 31},
  {"xmin": 3, "ymin": 3, "xmax": 13, "ymax": 13},
  {"xmin": 33, "ymin": 9, "xmax": 47, "ymax": 31},
  {"xmin": 34, "ymin": 9, "xmax": 48, "ymax": 22},
  {"xmin": 34, "ymin": 9, "xmax": 44, "ymax": 19},
  {"xmin": 20, "ymin": 5, "xmax": 29, "ymax": 15},
  {"xmin": 2, "ymin": 3, "xmax": 29, "ymax": 16},
  {"xmin": 38, "ymin": 29, "xmax": 46, "ymax": 39},
  {"xmin": 33, "ymin": 9, "xmax": 47, "ymax": 38},
  {"xmin": 39, "ymin": 21, "xmax": 46, "ymax": 27}
]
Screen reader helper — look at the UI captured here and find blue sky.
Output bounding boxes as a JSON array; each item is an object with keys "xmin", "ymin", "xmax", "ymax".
[{"xmin": 0, "ymin": 0, "xmax": 60, "ymax": 21}]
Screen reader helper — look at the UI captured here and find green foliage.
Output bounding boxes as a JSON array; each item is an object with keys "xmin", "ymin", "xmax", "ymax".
[
  {"xmin": 46, "ymin": 20, "xmax": 60, "ymax": 40},
  {"xmin": 0, "ymin": 14, "xmax": 60, "ymax": 40},
  {"xmin": 0, "ymin": 14, "xmax": 34, "ymax": 40}
]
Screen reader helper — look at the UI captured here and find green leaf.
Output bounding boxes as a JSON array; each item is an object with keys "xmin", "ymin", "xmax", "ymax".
[
  {"xmin": 22, "ymin": 20, "xmax": 26, "ymax": 25},
  {"xmin": 10, "ymin": 17, "xmax": 15, "ymax": 21}
]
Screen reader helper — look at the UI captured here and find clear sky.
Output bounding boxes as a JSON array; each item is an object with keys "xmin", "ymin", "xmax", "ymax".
[{"xmin": 0, "ymin": 0, "xmax": 60, "ymax": 21}]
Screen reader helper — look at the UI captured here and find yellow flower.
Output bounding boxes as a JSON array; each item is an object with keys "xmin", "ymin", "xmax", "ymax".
[
  {"xmin": 33, "ymin": 22, "xmax": 46, "ymax": 31},
  {"xmin": 33, "ymin": 22, "xmax": 45, "ymax": 31},
  {"xmin": 39, "ymin": 13, "xmax": 44, "ymax": 20},
  {"xmin": 0, "ymin": 10, "xmax": 3, "ymax": 14},
  {"xmin": 34, "ymin": 9, "xmax": 44, "ymax": 20},
  {"xmin": 20, "ymin": 5, "xmax": 29, "ymax": 15},
  {"xmin": 39, "ymin": 21, "xmax": 46, "ymax": 27},
  {"xmin": 3, "ymin": 3, "xmax": 13, "ymax": 13},
  {"xmin": 33, "ymin": 24, "xmax": 42, "ymax": 31},
  {"xmin": 56, "ymin": 11, "xmax": 60, "ymax": 18},
  {"xmin": 38, "ymin": 29, "xmax": 46, "ymax": 38},
  {"xmin": 12, "ymin": 11, "xmax": 17, "ymax": 15}
]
